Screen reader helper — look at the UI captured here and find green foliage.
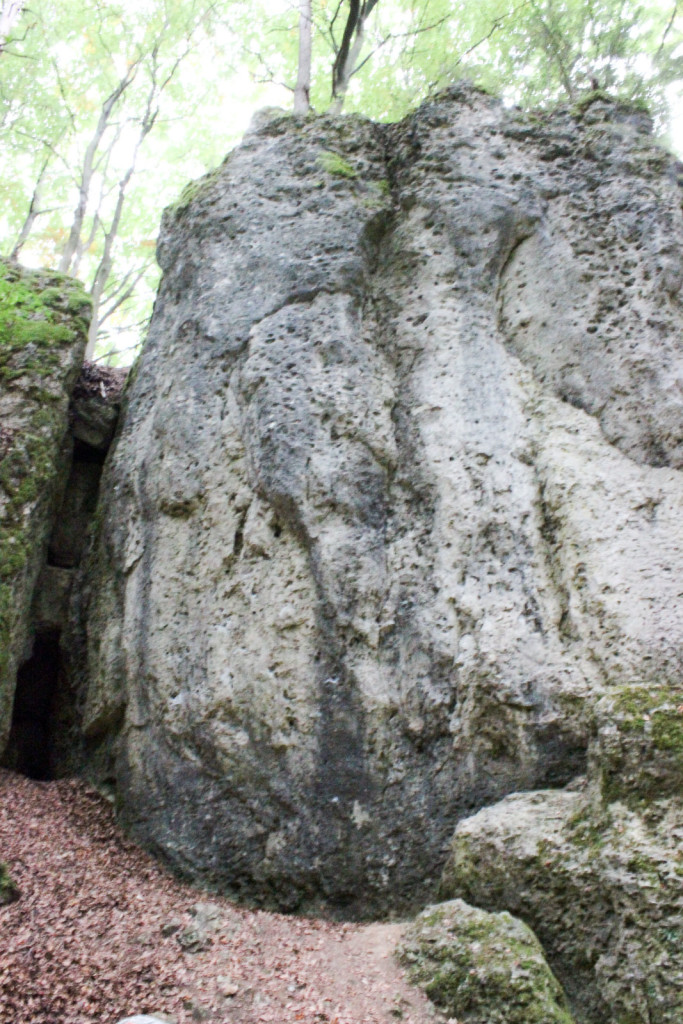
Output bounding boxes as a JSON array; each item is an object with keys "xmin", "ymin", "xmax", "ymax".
[
  {"xmin": 0, "ymin": 0, "xmax": 257, "ymax": 362},
  {"xmin": 256, "ymin": 0, "xmax": 682, "ymax": 129},
  {"xmin": 0, "ymin": 0, "xmax": 680, "ymax": 364}
]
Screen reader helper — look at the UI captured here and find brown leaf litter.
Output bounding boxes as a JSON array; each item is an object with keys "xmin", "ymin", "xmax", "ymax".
[{"xmin": 0, "ymin": 770, "xmax": 445, "ymax": 1024}]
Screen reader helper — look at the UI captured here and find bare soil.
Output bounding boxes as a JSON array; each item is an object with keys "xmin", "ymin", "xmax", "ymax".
[{"xmin": 0, "ymin": 770, "xmax": 445, "ymax": 1024}]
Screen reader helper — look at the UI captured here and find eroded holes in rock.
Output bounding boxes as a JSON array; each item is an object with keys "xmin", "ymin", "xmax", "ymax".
[{"xmin": 7, "ymin": 630, "xmax": 62, "ymax": 780}]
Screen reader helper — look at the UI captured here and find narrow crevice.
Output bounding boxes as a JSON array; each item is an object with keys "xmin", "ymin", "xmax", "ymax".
[
  {"xmin": 534, "ymin": 472, "xmax": 576, "ymax": 645},
  {"xmin": 47, "ymin": 439, "xmax": 105, "ymax": 570}
]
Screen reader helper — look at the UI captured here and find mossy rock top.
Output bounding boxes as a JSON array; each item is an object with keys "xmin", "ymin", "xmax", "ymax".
[
  {"xmin": 594, "ymin": 684, "xmax": 683, "ymax": 804},
  {"xmin": 0, "ymin": 261, "xmax": 91, "ymax": 389}
]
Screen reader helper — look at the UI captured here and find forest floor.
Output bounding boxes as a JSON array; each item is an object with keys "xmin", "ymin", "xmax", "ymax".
[{"xmin": 0, "ymin": 770, "xmax": 446, "ymax": 1024}]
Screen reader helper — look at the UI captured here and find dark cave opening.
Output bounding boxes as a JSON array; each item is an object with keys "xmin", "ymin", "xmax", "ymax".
[{"xmin": 9, "ymin": 629, "xmax": 62, "ymax": 780}]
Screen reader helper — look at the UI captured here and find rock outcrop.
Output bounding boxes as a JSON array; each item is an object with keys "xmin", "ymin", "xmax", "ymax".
[
  {"xmin": 73, "ymin": 85, "xmax": 683, "ymax": 922},
  {"xmin": 0, "ymin": 261, "xmax": 91, "ymax": 762},
  {"xmin": 440, "ymin": 681, "xmax": 683, "ymax": 1023}
]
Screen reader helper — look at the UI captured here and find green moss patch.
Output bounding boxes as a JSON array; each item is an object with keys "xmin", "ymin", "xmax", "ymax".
[
  {"xmin": 169, "ymin": 167, "xmax": 221, "ymax": 215},
  {"xmin": 596, "ymin": 685, "xmax": 683, "ymax": 803},
  {"xmin": 316, "ymin": 150, "xmax": 358, "ymax": 178},
  {"xmin": 0, "ymin": 264, "xmax": 91, "ymax": 387}
]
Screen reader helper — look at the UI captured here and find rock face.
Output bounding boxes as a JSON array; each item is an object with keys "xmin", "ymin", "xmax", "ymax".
[
  {"xmin": 75, "ymin": 86, "xmax": 683, "ymax": 916},
  {"xmin": 0, "ymin": 261, "xmax": 91, "ymax": 760}
]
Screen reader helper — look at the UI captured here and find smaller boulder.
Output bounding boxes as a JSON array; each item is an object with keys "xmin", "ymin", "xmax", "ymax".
[{"xmin": 397, "ymin": 898, "xmax": 575, "ymax": 1024}]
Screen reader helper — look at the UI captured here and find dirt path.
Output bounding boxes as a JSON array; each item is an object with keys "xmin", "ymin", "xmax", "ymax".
[{"xmin": 0, "ymin": 771, "xmax": 444, "ymax": 1024}]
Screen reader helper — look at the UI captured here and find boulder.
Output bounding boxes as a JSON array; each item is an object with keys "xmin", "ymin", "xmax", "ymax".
[
  {"xmin": 74, "ymin": 86, "xmax": 683, "ymax": 913},
  {"xmin": 442, "ymin": 781, "xmax": 683, "ymax": 1023},
  {"xmin": 398, "ymin": 897, "xmax": 575, "ymax": 1024}
]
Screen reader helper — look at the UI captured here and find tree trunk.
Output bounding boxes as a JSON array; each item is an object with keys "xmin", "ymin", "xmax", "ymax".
[
  {"xmin": 329, "ymin": 20, "xmax": 365, "ymax": 114},
  {"xmin": 294, "ymin": 0, "xmax": 312, "ymax": 113},
  {"xmin": 85, "ymin": 77, "xmax": 158, "ymax": 359},
  {"xmin": 58, "ymin": 66, "xmax": 137, "ymax": 275},
  {"xmin": 330, "ymin": 0, "xmax": 380, "ymax": 113}
]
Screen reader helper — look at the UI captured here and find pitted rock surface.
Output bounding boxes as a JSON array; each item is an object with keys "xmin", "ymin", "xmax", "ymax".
[{"xmin": 75, "ymin": 86, "xmax": 683, "ymax": 914}]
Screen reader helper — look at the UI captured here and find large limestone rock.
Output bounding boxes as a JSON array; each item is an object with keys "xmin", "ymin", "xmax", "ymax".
[
  {"xmin": 76, "ymin": 86, "xmax": 683, "ymax": 914},
  {"xmin": 0, "ymin": 261, "xmax": 90, "ymax": 756}
]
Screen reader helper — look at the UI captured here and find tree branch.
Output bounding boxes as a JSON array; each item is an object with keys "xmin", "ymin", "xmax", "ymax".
[
  {"xmin": 332, "ymin": 0, "xmax": 360, "ymax": 97},
  {"xmin": 656, "ymin": 1, "xmax": 679, "ymax": 59},
  {"xmin": 58, "ymin": 58, "xmax": 141, "ymax": 274},
  {"xmin": 9, "ymin": 154, "xmax": 49, "ymax": 261}
]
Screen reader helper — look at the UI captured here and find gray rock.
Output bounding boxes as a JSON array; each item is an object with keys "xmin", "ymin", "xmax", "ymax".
[
  {"xmin": 0, "ymin": 262, "xmax": 90, "ymax": 757},
  {"xmin": 31, "ymin": 565, "xmax": 74, "ymax": 631},
  {"xmin": 442, "ymin": 784, "xmax": 683, "ymax": 1023},
  {"xmin": 176, "ymin": 925, "xmax": 212, "ymax": 953},
  {"xmin": 175, "ymin": 900, "xmax": 225, "ymax": 952},
  {"xmin": 74, "ymin": 86, "xmax": 683, "ymax": 913},
  {"xmin": 398, "ymin": 898, "xmax": 575, "ymax": 1024},
  {"xmin": 70, "ymin": 362, "xmax": 127, "ymax": 450},
  {"xmin": 48, "ymin": 460, "xmax": 103, "ymax": 568}
]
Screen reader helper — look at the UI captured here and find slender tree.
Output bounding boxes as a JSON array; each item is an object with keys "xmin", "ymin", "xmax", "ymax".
[
  {"xmin": 330, "ymin": 0, "xmax": 381, "ymax": 112},
  {"xmin": 294, "ymin": 0, "xmax": 313, "ymax": 113},
  {"xmin": 0, "ymin": 0, "xmax": 235, "ymax": 359}
]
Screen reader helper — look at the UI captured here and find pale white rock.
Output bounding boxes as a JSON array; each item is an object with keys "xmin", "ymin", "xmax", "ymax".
[{"xmin": 117, "ymin": 1017, "xmax": 176, "ymax": 1024}]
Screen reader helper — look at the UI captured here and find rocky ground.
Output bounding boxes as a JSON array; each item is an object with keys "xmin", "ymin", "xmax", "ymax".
[{"xmin": 0, "ymin": 770, "xmax": 442, "ymax": 1024}]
